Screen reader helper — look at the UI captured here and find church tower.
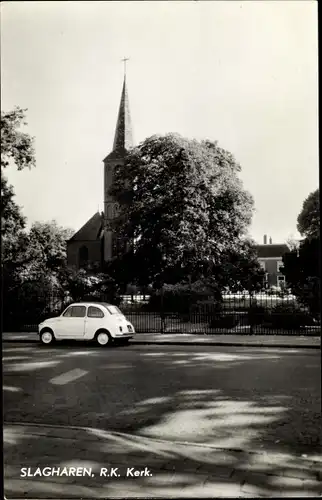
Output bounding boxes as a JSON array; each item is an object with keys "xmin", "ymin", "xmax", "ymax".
[
  {"xmin": 103, "ymin": 66, "xmax": 133, "ymax": 261},
  {"xmin": 66, "ymin": 62, "xmax": 134, "ymax": 271}
]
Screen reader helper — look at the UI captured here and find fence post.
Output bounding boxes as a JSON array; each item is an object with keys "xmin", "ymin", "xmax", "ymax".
[
  {"xmin": 160, "ymin": 284, "xmax": 165, "ymax": 334},
  {"xmin": 188, "ymin": 274, "xmax": 192, "ymax": 327},
  {"xmin": 249, "ymin": 288, "xmax": 254, "ymax": 335}
]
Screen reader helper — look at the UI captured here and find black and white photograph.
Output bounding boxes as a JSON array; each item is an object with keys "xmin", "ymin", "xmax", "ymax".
[{"xmin": 1, "ymin": 1, "xmax": 320, "ymax": 498}]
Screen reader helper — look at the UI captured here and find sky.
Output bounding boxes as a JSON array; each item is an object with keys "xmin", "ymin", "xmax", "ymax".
[{"xmin": 1, "ymin": 1, "xmax": 318, "ymax": 245}]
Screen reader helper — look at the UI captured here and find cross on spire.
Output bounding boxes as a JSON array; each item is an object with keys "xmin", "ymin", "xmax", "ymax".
[{"xmin": 121, "ymin": 57, "xmax": 129, "ymax": 76}]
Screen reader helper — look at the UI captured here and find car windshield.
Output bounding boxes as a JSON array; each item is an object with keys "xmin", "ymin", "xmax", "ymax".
[{"xmin": 101, "ymin": 303, "xmax": 123, "ymax": 315}]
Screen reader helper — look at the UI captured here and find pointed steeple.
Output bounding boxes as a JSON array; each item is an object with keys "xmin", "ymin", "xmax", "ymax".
[{"xmin": 112, "ymin": 74, "xmax": 133, "ymax": 152}]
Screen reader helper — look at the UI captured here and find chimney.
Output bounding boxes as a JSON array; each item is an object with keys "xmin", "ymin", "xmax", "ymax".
[
  {"xmin": 263, "ymin": 234, "xmax": 267, "ymax": 245},
  {"xmin": 269, "ymin": 237, "xmax": 272, "ymax": 244}
]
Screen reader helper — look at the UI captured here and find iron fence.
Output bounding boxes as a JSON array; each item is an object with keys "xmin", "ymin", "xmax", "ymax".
[{"xmin": 2, "ymin": 291, "xmax": 320, "ymax": 335}]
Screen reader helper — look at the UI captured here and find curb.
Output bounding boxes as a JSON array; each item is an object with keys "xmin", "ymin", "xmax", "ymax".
[
  {"xmin": 5, "ymin": 421, "xmax": 321, "ymax": 465},
  {"xmin": 2, "ymin": 337, "xmax": 320, "ymax": 349},
  {"xmin": 132, "ymin": 340, "xmax": 320, "ymax": 349}
]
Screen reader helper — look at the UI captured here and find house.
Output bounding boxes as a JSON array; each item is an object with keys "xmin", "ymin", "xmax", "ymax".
[{"xmin": 256, "ymin": 235, "xmax": 290, "ymax": 289}]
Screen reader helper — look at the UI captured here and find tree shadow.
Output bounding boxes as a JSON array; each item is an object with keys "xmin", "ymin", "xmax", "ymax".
[
  {"xmin": 3, "ymin": 414, "xmax": 322, "ymax": 498},
  {"xmin": 3, "ymin": 346, "xmax": 322, "ymax": 498}
]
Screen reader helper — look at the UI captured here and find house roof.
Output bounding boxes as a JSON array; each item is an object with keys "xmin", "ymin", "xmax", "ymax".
[
  {"xmin": 68, "ymin": 212, "xmax": 104, "ymax": 243},
  {"xmin": 256, "ymin": 244, "xmax": 289, "ymax": 258}
]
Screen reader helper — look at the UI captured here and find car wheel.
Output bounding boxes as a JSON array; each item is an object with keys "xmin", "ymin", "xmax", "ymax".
[
  {"xmin": 96, "ymin": 331, "xmax": 110, "ymax": 346},
  {"xmin": 40, "ymin": 329, "xmax": 55, "ymax": 345}
]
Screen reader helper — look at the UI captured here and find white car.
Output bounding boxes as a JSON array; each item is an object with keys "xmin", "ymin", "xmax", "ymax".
[{"xmin": 38, "ymin": 302, "xmax": 135, "ymax": 346}]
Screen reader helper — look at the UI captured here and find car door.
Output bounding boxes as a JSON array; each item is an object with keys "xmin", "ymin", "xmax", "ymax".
[
  {"xmin": 59, "ymin": 305, "xmax": 86, "ymax": 339},
  {"xmin": 84, "ymin": 306, "xmax": 105, "ymax": 339}
]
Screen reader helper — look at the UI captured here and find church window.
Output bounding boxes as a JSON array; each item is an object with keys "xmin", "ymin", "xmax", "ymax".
[
  {"xmin": 79, "ymin": 245, "xmax": 89, "ymax": 268},
  {"xmin": 113, "ymin": 203, "xmax": 120, "ymax": 218}
]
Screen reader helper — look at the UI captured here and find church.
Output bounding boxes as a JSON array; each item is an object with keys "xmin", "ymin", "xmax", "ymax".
[{"xmin": 67, "ymin": 72, "xmax": 133, "ymax": 271}]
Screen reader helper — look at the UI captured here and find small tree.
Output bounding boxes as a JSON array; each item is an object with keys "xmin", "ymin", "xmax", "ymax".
[
  {"xmin": 282, "ymin": 189, "xmax": 320, "ymax": 317},
  {"xmin": 282, "ymin": 237, "xmax": 320, "ymax": 316},
  {"xmin": 297, "ymin": 189, "xmax": 319, "ymax": 240}
]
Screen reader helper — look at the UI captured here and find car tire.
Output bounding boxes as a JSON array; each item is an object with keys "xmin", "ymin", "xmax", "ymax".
[
  {"xmin": 95, "ymin": 331, "xmax": 110, "ymax": 347},
  {"xmin": 40, "ymin": 329, "xmax": 55, "ymax": 345}
]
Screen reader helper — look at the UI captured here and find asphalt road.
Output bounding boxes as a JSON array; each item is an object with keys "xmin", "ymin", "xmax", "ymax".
[{"xmin": 3, "ymin": 341, "xmax": 321, "ymax": 457}]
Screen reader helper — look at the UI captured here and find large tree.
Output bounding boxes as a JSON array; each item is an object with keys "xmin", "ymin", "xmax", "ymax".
[
  {"xmin": 1, "ymin": 107, "xmax": 35, "ymax": 261},
  {"xmin": 110, "ymin": 133, "xmax": 257, "ymax": 290},
  {"xmin": 1, "ymin": 108, "xmax": 35, "ymax": 301}
]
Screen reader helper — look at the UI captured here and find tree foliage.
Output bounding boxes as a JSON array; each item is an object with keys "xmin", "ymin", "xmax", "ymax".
[
  {"xmin": 297, "ymin": 188, "xmax": 320, "ymax": 240},
  {"xmin": 282, "ymin": 237, "xmax": 320, "ymax": 315},
  {"xmin": 3, "ymin": 221, "xmax": 74, "ymax": 322},
  {"xmin": 1, "ymin": 107, "xmax": 35, "ymax": 262},
  {"xmin": 1, "ymin": 106, "xmax": 35, "ymax": 171},
  {"xmin": 283, "ymin": 189, "xmax": 320, "ymax": 316},
  {"xmin": 21, "ymin": 221, "xmax": 74, "ymax": 280},
  {"xmin": 110, "ymin": 133, "xmax": 256, "ymax": 290},
  {"xmin": 1, "ymin": 176, "xmax": 26, "ymax": 263}
]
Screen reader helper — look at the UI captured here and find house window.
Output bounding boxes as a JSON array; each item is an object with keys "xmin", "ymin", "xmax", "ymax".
[
  {"xmin": 259, "ymin": 261, "xmax": 266, "ymax": 271},
  {"xmin": 79, "ymin": 245, "xmax": 88, "ymax": 268},
  {"xmin": 277, "ymin": 261, "xmax": 284, "ymax": 274},
  {"xmin": 278, "ymin": 275, "xmax": 286, "ymax": 288}
]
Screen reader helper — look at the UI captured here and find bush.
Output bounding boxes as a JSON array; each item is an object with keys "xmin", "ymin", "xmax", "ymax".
[
  {"xmin": 145, "ymin": 289, "xmax": 221, "ymax": 315},
  {"xmin": 209, "ymin": 313, "xmax": 240, "ymax": 329},
  {"xmin": 267, "ymin": 303, "xmax": 315, "ymax": 330},
  {"xmin": 247, "ymin": 305, "xmax": 267, "ymax": 325}
]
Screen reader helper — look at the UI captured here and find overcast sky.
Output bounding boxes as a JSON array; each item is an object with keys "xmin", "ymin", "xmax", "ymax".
[{"xmin": 1, "ymin": 1, "xmax": 318, "ymax": 244}]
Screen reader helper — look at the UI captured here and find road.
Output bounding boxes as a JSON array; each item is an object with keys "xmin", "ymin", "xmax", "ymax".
[{"xmin": 3, "ymin": 341, "xmax": 322, "ymax": 498}]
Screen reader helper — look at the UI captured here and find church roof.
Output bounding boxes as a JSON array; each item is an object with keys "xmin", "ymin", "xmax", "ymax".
[
  {"xmin": 112, "ymin": 75, "xmax": 133, "ymax": 153},
  {"xmin": 68, "ymin": 212, "xmax": 104, "ymax": 242}
]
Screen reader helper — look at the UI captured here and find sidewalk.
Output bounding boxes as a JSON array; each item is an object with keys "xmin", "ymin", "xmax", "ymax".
[
  {"xmin": 4, "ymin": 422, "xmax": 322, "ymax": 498},
  {"xmin": 2, "ymin": 331, "xmax": 321, "ymax": 348}
]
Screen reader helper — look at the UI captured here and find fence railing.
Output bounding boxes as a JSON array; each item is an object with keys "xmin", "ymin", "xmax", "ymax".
[{"xmin": 2, "ymin": 292, "xmax": 320, "ymax": 335}]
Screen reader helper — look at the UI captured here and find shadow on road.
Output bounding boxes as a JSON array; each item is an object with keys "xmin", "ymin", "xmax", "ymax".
[{"xmin": 3, "ymin": 345, "xmax": 322, "ymax": 497}]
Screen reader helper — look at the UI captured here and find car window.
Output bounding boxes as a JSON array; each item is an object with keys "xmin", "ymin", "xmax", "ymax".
[
  {"xmin": 63, "ymin": 307, "xmax": 73, "ymax": 317},
  {"xmin": 88, "ymin": 306, "xmax": 104, "ymax": 318},
  {"xmin": 71, "ymin": 306, "xmax": 86, "ymax": 318},
  {"xmin": 106, "ymin": 305, "xmax": 122, "ymax": 315}
]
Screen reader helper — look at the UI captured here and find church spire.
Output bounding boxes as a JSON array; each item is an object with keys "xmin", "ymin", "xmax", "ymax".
[{"xmin": 112, "ymin": 59, "xmax": 133, "ymax": 152}]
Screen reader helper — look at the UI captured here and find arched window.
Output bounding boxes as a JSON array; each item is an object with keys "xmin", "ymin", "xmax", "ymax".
[
  {"xmin": 78, "ymin": 245, "xmax": 89, "ymax": 268},
  {"xmin": 107, "ymin": 204, "xmax": 113, "ymax": 219},
  {"xmin": 113, "ymin": 203, "xmax": 120, "ymax": 218}
]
